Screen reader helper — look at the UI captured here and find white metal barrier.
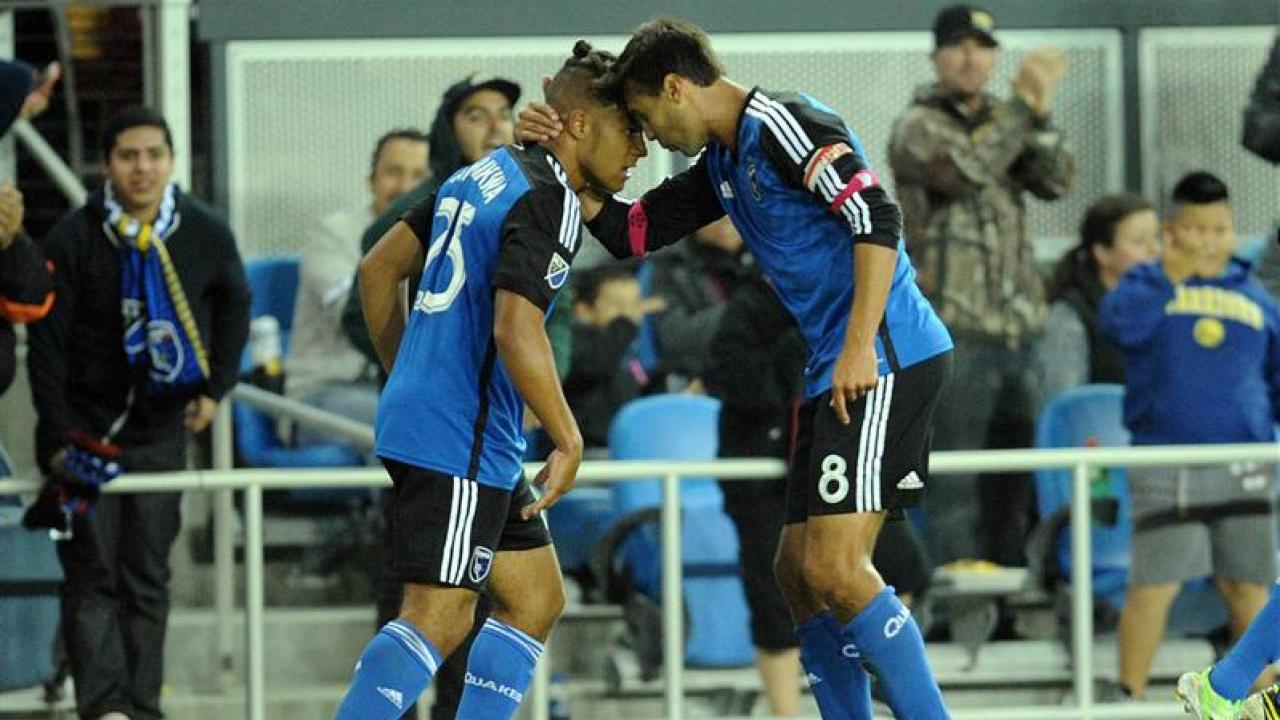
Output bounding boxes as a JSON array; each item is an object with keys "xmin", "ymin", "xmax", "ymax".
[{"xmin": 1, "ymin": 430, "xmax": 1275, "ymax": 719}]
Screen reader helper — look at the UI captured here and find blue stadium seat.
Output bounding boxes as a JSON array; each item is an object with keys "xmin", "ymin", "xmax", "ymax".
[
  {"xmin": 1034, "ymin": 385, "xmax": 1227, "ymax": 633},
  {"xmin": 607, "ymin": 394, "xmax": 754, "ymax": 668},
  {"xmin": 1033, "ymin": 384, "xmax": 1133, "ymax": 609},
  {"xmin": 235, "ymin": 257, "xmax": 364, "ymax": 497},
  {"xmin": 0, "ymin": 447, "xmax": 62, "ymax": 693}
]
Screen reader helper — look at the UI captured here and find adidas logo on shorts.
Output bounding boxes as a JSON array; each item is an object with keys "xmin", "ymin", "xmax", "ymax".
[{"xmin": 896, "ymin": 471, "xmax": 924, "ymax": 490}]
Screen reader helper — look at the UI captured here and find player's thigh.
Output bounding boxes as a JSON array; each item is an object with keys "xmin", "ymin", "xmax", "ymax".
[
  {"xmin": 804, "ymin": 511, "xmax": 885, "ymax": 569},
  {"xmin": 483, "ymin": 478, "xmax": 563, "ymax": 635}
]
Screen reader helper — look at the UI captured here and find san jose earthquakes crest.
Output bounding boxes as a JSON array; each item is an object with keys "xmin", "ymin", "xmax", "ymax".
[{"xmin": 545, "ymin": 252, "xmax": 569, "ymax": 290}]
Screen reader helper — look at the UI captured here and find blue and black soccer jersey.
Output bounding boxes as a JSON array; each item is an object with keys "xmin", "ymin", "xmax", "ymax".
[
  {"xmin": 375, "ymin": 145, "xmax": 581, "ymax": 490},
  {"xmin": 586, "ymin": 88, "xmax": 952, "ymax": 398}
]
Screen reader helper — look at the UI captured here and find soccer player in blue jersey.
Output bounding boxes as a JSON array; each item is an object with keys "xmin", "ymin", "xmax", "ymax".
[
  {"xmin": 524, "ymin": 16, "xmax": 957, "ymax": 717},
  {"xmin": 332, "ymin": 42, "xmax": 646, "ymax": 720},
  {"xmin": 520, "ymin": 17, "xmax": 955, "ymax": 719}
]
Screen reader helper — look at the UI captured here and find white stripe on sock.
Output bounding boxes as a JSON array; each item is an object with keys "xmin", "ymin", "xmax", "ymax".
[{"xmin": 483, "ymin": 619, "xmax": 544, "ymax": 664}]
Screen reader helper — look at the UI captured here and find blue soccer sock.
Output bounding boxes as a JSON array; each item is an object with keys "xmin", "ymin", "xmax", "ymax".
[
  {"xmin": 456, "ymin": 618, "xmax": 544, "ymax": 720},
  {"xmin": 842, "ymin": 586, "xmax": 950, "ymax": 720},
  {"xmin": 335, "ymin": 619, "xmax": 442, "ymax": 720},
  {"xmin": 1211, "ymin": 581, "xmax": 1280, "ymax": 701},
  {"xmin": 796, "ymin": 611, "xmax": 874, "ymax": 719}
]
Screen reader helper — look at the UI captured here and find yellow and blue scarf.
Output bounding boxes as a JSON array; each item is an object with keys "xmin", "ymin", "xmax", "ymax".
[{"xmin": 106, "ymin": 182, "xmax": 209, "ymax": 395}]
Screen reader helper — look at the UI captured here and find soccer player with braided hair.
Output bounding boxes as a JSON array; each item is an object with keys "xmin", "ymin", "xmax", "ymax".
[{"xmin": 333, "ymin": 41, "xmax": 646, "ymax": 720}]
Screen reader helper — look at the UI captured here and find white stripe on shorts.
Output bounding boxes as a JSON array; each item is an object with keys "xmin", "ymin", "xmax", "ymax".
[
  {"xmin": 871, "ymin": 373, "xmax": 895, "ymax": 510},
  {"xmin": 855, "ymin": 375, "xmax": 894, "ymax": 512},
  {"xmin": 440, "ymin": 476, "xmax": 478, "ymax": 585}
]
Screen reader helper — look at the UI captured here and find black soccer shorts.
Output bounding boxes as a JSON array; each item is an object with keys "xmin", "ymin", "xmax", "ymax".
[
  {"xmin": 383, "ymin": 459, "xmax": 552, "ymax": 590},
  {"xmin": 785, "ymin": 351, "xmax": 951, "ymax": 524}
]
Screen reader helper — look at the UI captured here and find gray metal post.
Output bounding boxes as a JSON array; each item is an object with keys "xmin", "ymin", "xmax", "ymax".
[
  {"xmin": 0, "ymin": 10, "xmax": 14, "ymax": 182},
  {"xmin": 529, "ymin": 639, "xmax": 550, "ymax": 720},
  {"xmin": 211, "ymin": 402, "xmax": 235, "ymax": 689},
  {"xmin": 661, "ymin": 473, "xmax": 684, "ymax": 720},
  {"xmin": 1071, "ymin": 462, "xmax": 1096, "ymax": 717},
  {"xmin": 156, "ymin": 0, "xmax": 192, "ymax": 189},
  {"xmin": 244, "ymin": 482, "xmax": 265, "ymax": 720}
]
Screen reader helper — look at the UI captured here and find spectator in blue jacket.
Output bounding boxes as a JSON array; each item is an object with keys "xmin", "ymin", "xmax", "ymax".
[{"xmin": 1099, "ymin": 171, "xmax": 1280, "ymax": 700}]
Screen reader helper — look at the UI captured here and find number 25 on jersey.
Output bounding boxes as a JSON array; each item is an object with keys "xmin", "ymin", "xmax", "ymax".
[{"xmin": 413, "ymin": 197, "xmax": 474, "ymax": 315}]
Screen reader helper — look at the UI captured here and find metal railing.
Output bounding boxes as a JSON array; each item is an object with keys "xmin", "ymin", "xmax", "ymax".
[{"xmin": 1, "ymin": 400, "xmax": 1275, "ymax": 720}]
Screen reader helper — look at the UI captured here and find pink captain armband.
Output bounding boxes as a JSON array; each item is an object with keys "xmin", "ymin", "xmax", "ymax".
[
  {"xmin": 828, "ymin": 168, "xmax": 879, "ymax": 214},
  {"xmin": 627, "ymin": 201, "xmax": 649, "ymax": 257}
]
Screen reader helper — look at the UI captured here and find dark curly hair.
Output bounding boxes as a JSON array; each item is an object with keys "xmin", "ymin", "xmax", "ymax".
[{"xmin": 595, "ymin": 17, "xmax": 724, "ymax": 103}]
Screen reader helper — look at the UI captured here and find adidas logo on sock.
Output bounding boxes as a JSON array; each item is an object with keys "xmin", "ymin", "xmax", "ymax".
[
  {"xmin": 376, "ymin": 686, "xmax": 404, "ymax": 709},
  {"xmin": 896, "ymin": 471, "xmax": 924, "ymax": 490},
  {"xmin": 806, "ymin": 672, "xmax": 823, "ymax": 686}
]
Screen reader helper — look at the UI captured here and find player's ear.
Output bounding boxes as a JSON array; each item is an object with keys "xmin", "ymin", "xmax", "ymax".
[
  {"xmin": 563, "ymin": 108, "xmax": 590, "ymax": 141},
  {"xmin": 663, "ymin": 73, "xmax": 682, "ymax": 102}
]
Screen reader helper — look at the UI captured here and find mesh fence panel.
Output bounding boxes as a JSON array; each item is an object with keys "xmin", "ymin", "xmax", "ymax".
[
  {"xmin": 1141, "ymin": 27, "xmax": 1279, "ymax": 240},
  {"xmin": 227, "ymin": 30, "xmax": 1123, "ymax": 258}
]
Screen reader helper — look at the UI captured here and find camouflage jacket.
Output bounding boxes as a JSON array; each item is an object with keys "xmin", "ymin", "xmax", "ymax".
[{"xmin": 889, "ymin": 83, "xmax": 1076, "ymax": 348}]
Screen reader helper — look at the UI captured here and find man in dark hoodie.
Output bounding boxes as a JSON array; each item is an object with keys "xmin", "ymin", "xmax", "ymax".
[
  {"xmin": 342, "ymin": 76, "xmax": 521, "ymax": 363},
  {"xmin": 26, "ymin": 106, "xmax": 250, "ymax": 720}
]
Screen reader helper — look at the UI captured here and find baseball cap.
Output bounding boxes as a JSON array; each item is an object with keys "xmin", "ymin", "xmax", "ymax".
[
  {"xmin": 439, "ymin": 74, "xmax": 522, "ymax": 120},
  {"xmin": 933, "ymin": 5, "xmax": 998, "ymax": 48}
]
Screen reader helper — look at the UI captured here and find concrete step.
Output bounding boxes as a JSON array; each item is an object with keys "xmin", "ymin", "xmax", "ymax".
[{"xmin": 163, "ymin": 602, "xmax": 626, "ymax": 692}]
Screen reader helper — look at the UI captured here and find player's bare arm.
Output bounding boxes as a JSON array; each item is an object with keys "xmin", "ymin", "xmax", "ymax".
[
  {"xmin": 359, "ymin": 220, "xmax": 424, "ymax": 373},
  {"xmin": 493, "ymin": 288, "xmax": 584, "ymax": 519},
  {"xmin": 831, "ymin": 244, "xmax": 897, "ymax": 425}
]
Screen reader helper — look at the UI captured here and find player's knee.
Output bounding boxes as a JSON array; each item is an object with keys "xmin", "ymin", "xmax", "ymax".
[
  {"xmin": 802, "ymin": 548, "xmax": 880, "ymax": 610},
  {"xmin": 399, "ymin": 585, "xmax": 478, "ymax": 654},
  {"xmin": 496, "ymin": 577, "xmax": 566, "ymax": 641}
]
